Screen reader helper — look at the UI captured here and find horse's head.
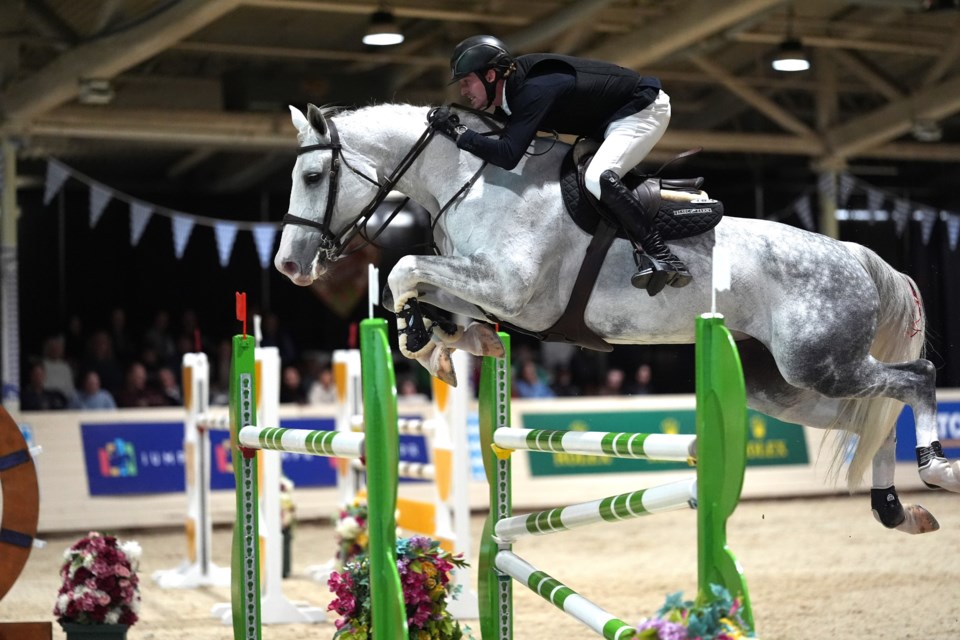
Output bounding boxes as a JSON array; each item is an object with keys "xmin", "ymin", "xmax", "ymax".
[{"xmin": 275, "ymin": 104, "xmax": 380, "ymax": 285}]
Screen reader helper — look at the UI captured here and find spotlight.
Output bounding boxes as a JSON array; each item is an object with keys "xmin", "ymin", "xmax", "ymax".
[{"xmin": 362, "ymin": 10, "xmax": 404, "ymax": 46}]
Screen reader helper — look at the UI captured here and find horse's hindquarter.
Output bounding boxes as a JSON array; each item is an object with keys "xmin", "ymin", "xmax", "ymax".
[{"xmin": 585, "ymin": 217, "xmax": 881, "ymax": 348}]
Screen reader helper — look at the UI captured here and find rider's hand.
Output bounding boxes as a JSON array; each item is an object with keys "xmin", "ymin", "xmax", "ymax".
[{"xmin": 427, "ymin": 106, "xmax": 467, "ymax": 142}]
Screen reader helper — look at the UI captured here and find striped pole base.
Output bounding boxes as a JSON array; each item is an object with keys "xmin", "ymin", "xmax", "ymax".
[
  {"xmin": 238, "ymin": 426, "xmax": 364, "ymax": 459},
  {"xmin": 495, "ymin": 551, "xmax": 636, "ymax": 640},
  {"xmin": 494, "ymin": 478, "xmax": 696, "ymax": 543},
  {"xmin": 493, "ymin": 427, "xmax": 696, "ymax": 462}
]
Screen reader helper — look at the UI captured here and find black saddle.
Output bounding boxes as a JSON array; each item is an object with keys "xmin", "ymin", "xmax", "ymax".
[{"xmin": 559, "ymin": 143, "xmax": 724, "ymax": 240}]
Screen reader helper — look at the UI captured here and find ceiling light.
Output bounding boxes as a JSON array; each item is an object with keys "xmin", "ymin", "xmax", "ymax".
[
  {"xmin": 78, "ymin": 78, "xmax": 115, "ymax": 105},
  {"xmin": 771, "ymin": 38, "xmax": 810, "ymax": 72},
  {"xmin": 362, "ymin": 10, "xmax": 404, "ymax": 46}
]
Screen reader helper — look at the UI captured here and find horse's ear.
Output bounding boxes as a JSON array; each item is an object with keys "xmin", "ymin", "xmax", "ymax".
[
  {"xmin": 289, "ymin": 105, "xmax": 309, "ymax": 132},
  {"xmin": 306, "ymin": 103, "xmax": 328, "ymax": 137}
]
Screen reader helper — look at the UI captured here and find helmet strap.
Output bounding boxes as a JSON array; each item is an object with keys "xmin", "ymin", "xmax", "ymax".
[{"xmin": 479, "ymin": 71, "xmax": 500, "ymax": 109}]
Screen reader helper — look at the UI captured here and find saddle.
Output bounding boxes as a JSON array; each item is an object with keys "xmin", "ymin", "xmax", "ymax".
[{"xmin": 506, "ymin": 141, "xmax": 724, "ymax": 352}]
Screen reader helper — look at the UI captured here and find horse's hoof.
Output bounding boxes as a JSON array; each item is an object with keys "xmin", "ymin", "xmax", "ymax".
[
  {"xmin": 473, "ymin": 323, "xmax": 505, "ymax": 357},
  {"xmin": 431, "ymin": 346, "xmax": 457, "ymax": 387},
  {"xmin": 895, "ymin": 504, "xmax": 940, "ymax": 534}
]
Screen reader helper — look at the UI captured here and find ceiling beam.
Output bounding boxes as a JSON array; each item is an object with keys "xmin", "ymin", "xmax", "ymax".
[
  {"xmin": 584, "ymin": 0, "xmax": 783, "ymax": 69},
  {"xmin": 687, "ymin": 53, "xmax": 817, "ymax": 138},
  {"xmin": 0, "ymin": 0, "xmax": 242, "ymax": 129},
  {"xmin": 732, "ymin": 31, "xmax": 942, "ymax": 57},
  {"xmin": 825, "ymin": 74, "xmax": 960, "ymax": 160},
  {"xmin": 826, "ymin": 49, "xmax": 904, "ymax": 101}
]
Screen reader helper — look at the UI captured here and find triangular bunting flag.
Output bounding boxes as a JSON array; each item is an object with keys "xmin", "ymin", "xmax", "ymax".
[
  {"xmin": 892, "ymin": 199, "xmax": 910, "ymax": 237},
  {"xmin": 89, "ymin": 183, "xmax": 113, "ymax": 228},
  {"xmin": 214, "ymin": 222, "xmax": 239, "ymax": 267},
  {"xmin": 44, "ymin": 159, "xmax": 71, "ymax": 205},
  {"xmin": 947, "ymin": 213, "xmax": 960, "ymax": 251},
  {"xmin": 866, "ymin": 189, "xmax": 884, "ymax": 217},
  {"xmin": 172, "ymin": 215, "xmax": 196, "ymax": 259},
  {"xmin": 252, "ymin": 224, "xmax": 277, "ymax": 269},
  {"xmin": 838, "ymin": 174, "xmax": 856, "ymax": 207},
  {"xmin": 793, "ymin": 194, "xmax": 815, "ymax": 230},
  {"xmin": 919, "ymin": 208, "xmax": 937, "ymax": 246},
  {"xmin": 817, "ymin": 173, "xmax": 836, "ymax": 204},
  {"xmin": 130, "ymin": 202, "xmax": 153, "ymax": 246}
]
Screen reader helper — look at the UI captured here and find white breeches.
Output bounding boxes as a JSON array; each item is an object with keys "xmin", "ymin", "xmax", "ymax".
[{"xmin": 583, "ymin": 90, "xmax": 671, "ymax": 199}]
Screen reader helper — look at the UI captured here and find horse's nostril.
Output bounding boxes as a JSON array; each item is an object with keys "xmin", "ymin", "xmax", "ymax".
[{"xmin": 282, "ymin": 261, "xmax": 300, "ymax": 275}]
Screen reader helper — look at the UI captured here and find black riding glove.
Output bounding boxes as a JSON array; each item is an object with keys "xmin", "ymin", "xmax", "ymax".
[{"xmin": 427, "ymin": 106, "xmax": 467, "ymax": 142}]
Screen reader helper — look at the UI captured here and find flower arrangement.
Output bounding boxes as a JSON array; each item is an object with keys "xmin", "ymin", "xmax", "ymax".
[
  {"xmin": 327, "ymin": 535, "xmax": 470, "ymax": 640},
  {"xmin": 53, "ymin": 531, "xmax": 142, "ymax": 627},
  {"xmin": 334, "ymin": 499, "xmax": 369, "ymax": 568},
  {"xmin": 636, "ymin": 584, "xmax": 752, "ymax": 640}
]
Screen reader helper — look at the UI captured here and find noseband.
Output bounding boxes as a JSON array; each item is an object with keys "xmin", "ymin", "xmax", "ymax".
[{"xmin": 282, "ymin": 118, "xmax": 437, "ymax": 261}]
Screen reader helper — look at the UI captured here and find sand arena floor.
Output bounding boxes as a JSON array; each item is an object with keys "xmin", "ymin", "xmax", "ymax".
[{"xmin": 3, "ymin": 491, "xmax": 959, "ymax": 639}]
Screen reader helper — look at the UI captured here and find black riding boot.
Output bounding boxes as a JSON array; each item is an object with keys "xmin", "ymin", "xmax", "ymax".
[{"xmin": 598, "ymin": 170, "xmax": 691, "ymax": 295}]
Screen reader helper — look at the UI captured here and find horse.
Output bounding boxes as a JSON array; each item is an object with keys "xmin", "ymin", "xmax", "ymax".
[{"xmin": 275, "ymin": 102, "xmax": 958, "ymax": 535}]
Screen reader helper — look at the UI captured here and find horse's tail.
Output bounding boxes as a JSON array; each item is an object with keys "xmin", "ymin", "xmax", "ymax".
[{"xmin": 831, "ymin": 242, "xmax": 926, "ymax": 489}]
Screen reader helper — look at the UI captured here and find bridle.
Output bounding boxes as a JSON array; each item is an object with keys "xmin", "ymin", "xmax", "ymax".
[
  {"xmin": 282, "ymin": 105, "xmax": 504, "ymax": 261},
  {"xmin": 281, "ymin": 118, "xmax": 435, "ymax": 261}
]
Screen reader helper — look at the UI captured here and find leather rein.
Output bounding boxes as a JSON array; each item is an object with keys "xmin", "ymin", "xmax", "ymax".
[{"xmin": 281, "ymin": 106, "xmax": 502, "ymax": 259}]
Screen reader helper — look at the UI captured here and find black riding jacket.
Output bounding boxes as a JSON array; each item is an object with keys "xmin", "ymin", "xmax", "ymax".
[{"xmin": 457, "ymin": 54, "xmax": 661, "ymax": 170}]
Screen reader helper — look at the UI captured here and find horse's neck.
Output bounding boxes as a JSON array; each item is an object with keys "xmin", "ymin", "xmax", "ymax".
[{"xmin": 340, "ymin": 108, "xmax": 465, "ymax": 213}]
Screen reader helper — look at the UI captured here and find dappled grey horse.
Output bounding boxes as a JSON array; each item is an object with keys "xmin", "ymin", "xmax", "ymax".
[{"xmin": 276, "ymin": 103, "xmax": 958, "ymax": 535}]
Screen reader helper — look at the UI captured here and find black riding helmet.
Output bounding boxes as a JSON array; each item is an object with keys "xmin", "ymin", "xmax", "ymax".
[{"xmin": 450, "ymin": 35, "xmax": 514, "ymax": 108}]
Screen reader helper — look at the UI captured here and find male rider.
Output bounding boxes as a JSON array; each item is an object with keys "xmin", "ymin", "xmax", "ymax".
[{"xmin": 428, "ymin": 34, "xmax": 690, "ymax": 295}]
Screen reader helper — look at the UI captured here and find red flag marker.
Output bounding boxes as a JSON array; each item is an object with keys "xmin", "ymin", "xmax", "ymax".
[{"xmin": 236, "ymin": 291, "xmax": 247, "ymax": 339}]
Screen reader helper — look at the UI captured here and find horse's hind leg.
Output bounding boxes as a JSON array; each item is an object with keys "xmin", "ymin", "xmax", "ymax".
[{"xmin": 740, "ymin": 338, "xmax": 940, "ymax": 534}]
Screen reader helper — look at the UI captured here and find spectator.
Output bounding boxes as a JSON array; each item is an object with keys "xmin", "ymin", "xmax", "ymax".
[
  {"xmin": 625, "ymin": 363, "xmax": 655, "ymax": 395},
  {"xmin": 70, "ymin": 371, "xmax": 117, "ymax": 410},
  {"xmin": 280, "ymin": 365, "xmax": 308, "ymax": 405},
  {"xmin": 154, "ymin": 367, "xmax": 182, "ymax": 406},
  {"xmin": 82, "ymin": 330, "xmax": 124, "ymax": 397},
  {"xmin": 20, "ymin": 361, "xmax": 69, "ymax": 411},
  {"xmin": 143, "ymin": 311, "xmax": 176, "ymax": 368},
  {"xmin": 550, "ymin": 365, "xmax": 581, "ymax": 397},
  {"xmin": 108, "ymin": 307, "xmax": 137, "ymax": 364},
  {"xmin": 261, "ymin": 312, "xmax": 298, "ymax": 368},
  {"xmin": 115, "ymin": 362, "xmax": 164, "ymax": 408},
  {"xmin": 598, "ymin": 368, "xmax": 626, "ymax": 395},
  {"xmin": 41, "ymin": 334, "xmax": 76, "ymax": 400},
  {"xmin": 514, "ymin": 360, "xmax": 555, "ymax": 398},
  {"xmin": 397, "ymin": 377, "xmax": 429, "ymax": 403},
  {"xmin": 308, "ymin": 366, "xmax": 337, "ymax": 404}
]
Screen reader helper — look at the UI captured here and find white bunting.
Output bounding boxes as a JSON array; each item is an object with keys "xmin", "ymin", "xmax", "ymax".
[
  {"xmin": 793, "ymin": 194, "xmax": 814, "ymax": 230},
  {"xmin": 947, "ymin": 213, "xmax": 960, "ymax": 251},
  {"xmin": 252, "ymin": 224, "xmax": 277, "ymax": 269},
  {"xmin": 866, "ymin": 189, "xmax": 884, "ymax": 217},
  {"xmin": 838, "ymin": 174, "xmax": 856, "ymax": 207},
  {"xmin": 892, "ymin": 199, "xmax": 910, "ymax": 237},
  {"xmin": 89, "ymin": 183, "xmax": 113, "ymax": 228},
  {"xmin": 214, "ymin": 222, "xmax": 239, "ymax": 267},
  {"xmin": 919, "ymin": 208, "xmax": 937, "ymax": 246},
  {"xmin": 130, "ymin": 202, "xmax": 153, "ymax": 245},
  {"xmin": 44, "ymin": 159, "xmax": 70, "ymax": 205},
  {"xmin": 172, "ymin": 215, "xmax": 196, "ymax": 259}
]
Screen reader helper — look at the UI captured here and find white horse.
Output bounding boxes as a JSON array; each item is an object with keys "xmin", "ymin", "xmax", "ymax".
[{"xmin": 276, "ymin": 103, "xmax": 958, "ymax": 534}]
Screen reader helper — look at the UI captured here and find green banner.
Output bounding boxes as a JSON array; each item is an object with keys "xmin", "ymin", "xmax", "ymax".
[{"xmin": 521, "ymin": 409, "xmax": 808, "ymax": 477}]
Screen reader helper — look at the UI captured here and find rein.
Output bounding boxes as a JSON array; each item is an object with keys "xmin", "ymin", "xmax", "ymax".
[{"xmin": 282, "ymin": 105, "xmax": 506, "ymax": 259}]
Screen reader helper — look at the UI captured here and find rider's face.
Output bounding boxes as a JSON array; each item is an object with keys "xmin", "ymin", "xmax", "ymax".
[{"xmin": 458, "ymin": 71, "xmax": 493, "ymax": 110}]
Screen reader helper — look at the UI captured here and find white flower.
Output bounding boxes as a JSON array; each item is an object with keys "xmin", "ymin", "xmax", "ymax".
[
  {"xmin": 105, "ymin": 611, "xmax": 120, "ymax": 624},
  {"xmin": 336, "ymin": 516, "xmax": 361, "ymax": 538},
  {"xmin": 120, "ymin": 540, "xmax": 142, "ymax": 568}
]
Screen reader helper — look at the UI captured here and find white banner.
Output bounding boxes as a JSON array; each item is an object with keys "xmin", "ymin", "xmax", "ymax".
[{"xmin": 892, "ymin": 199, "xmax": 910, "ymax": 237}]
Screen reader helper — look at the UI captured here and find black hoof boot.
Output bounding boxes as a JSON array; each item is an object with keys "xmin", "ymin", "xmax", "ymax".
[{"xmin": 399, "ymin": 300, "xmax": 431, "ymax": 353}]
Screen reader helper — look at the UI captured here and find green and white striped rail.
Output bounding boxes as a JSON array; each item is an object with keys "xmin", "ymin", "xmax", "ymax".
[
  {"xmin": 495, "ymin": 551, "xmax": 636, "ymax": 640},
  {"xmin": 228, "ymin": 319, "xmax": 407, "ymax": 640},
  {"xmin": 478, "ymin": 314, "xmax": 755, "ymax": 640},
  {"xmin": 492, "ymin": 427, "xmax": 696, "ymax": 462},
  {"xmin": 238, "ymin": 426, "xmax": 365, "ymax": 459},
  {"xmin": 493, "ymin": 478, "xmax": 697, "ymax": 544}
]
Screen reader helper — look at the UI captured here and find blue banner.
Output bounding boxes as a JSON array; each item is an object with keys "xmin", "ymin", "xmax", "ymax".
[
  {"xmin": 80, "ymin": 415, "xmax": 432, "ymax": 495},
  {"xmin": 895, "ymin": 401, "xmax": 960, "ymax": 461},
  {"xmin": 81, "ymin": 422, "xmax": 185, "ymax": 495}
]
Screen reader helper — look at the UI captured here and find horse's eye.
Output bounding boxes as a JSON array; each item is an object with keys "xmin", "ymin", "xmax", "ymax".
[{"xmin": 304, "ymin": 172, "xmax": 323, "ymax": 185}]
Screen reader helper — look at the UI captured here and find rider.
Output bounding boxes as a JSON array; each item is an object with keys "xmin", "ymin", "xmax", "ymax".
[{"xmin": 428, "ymin": 34, "xmax": 690, "ymax": 295}]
